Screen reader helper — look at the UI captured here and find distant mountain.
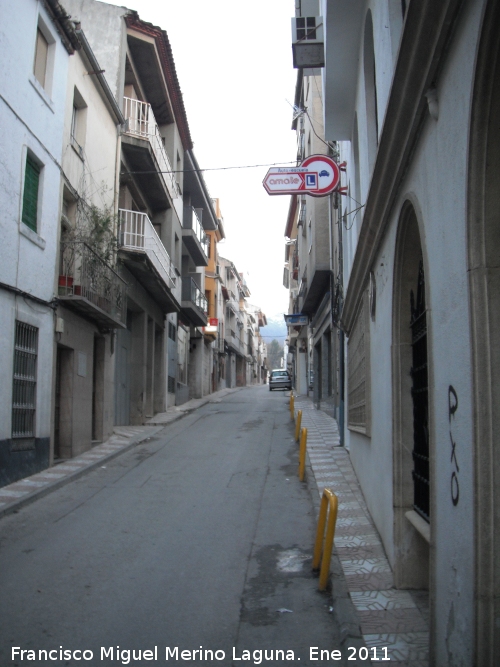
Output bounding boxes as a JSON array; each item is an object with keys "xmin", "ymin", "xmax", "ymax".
[{"xmin": 260, "ymin": 314, "xmax": 287, "ymax": 346}]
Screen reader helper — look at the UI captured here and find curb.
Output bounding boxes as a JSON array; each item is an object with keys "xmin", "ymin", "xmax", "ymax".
[
  {"xmin": 0, "ymin": 386, "xmax": 246, "ymax": 520},
  {"xmin": 0, "ymin": 426, "xmax": 164, "ymax": 519},
  {"xmin": 303, "ymin": 447, "xmax": 365, "ymax": 649},
  {"xmin": 146, "ymin": 387, "xmax": 244, "ymax": 425}
]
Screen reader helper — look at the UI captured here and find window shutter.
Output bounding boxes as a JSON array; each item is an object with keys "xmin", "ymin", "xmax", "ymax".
[
  {"xmin": 22, "ymin": 156, "xmax": 40, "ymax": 232},
  {"xmin": 34, "ymin": 28, "xmax": 48, "ymax": 87}
]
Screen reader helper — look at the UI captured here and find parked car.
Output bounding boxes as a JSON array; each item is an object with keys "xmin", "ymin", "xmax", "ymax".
[{"xmin": 269, "ymin": 369, "xmax": 292, "ymax": 391}]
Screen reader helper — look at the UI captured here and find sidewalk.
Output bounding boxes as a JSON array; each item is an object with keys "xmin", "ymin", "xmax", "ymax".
[
  {"xmin": 145, "ymin": 386, "xmax": 242, "ymax": 425},
  {"xmin": 0, "ymin": 387, "xmax": 242, "ymax": 519},
  {"xmin": 1, "ymin": 386, "xmax": 429, "ymax": 665},
  {"xmin": 293, "ymin": 393, "xmax": 429, "ymax": 667}
]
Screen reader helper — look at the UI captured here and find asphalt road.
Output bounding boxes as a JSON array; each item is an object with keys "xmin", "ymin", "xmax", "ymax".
[{"xmin": 0, "ymin": 386, "xmax": 342, "ymax": 666}]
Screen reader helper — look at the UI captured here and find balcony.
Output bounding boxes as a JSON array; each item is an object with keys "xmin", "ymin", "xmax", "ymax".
[
  {"xmin": 300, "ymin": 268, "xmax": 331, "ymax": 316},
  {"xmin": 181, "ymin": 277, "xmax": 208, "ymax": 327},
  {"xmin": 119, "ymin": 209, "xmax": 179, "ymax": 313},
  {"xmin": 225, "ymin": 328, "xmax": 244, "ymax": 356},
  {"xmin": 58, "ymin": 242, "xmax": 127, "ymax": 329},
  {"xmin": 323, "ymin": 2, "xmax": 366, "ymax": 139},
  {"xmin": 122, "ymin": 97, "xmax": 179, "ymax": 208},
  {"xmin": 182, "ymin": 207, "xmax": 209, "ymax": 266},
  {"xmin": 227, "ymin": 298, "xmax": 240, "ymax": 315}
]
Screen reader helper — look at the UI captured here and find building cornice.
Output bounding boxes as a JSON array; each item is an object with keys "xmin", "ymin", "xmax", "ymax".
[{"xmin": 341, "ymin": 0, "xmax": 465, "ymax": 333}]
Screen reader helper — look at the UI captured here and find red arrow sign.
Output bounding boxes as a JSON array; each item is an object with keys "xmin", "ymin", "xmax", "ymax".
[{"xmin": 263, "ymin": 155, "xmax": 340, "ymax": 197}]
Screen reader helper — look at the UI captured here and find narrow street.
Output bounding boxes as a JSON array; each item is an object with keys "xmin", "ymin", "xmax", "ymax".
[{"xmin": 0, "ymin": 387, "xmax": 342, "ymax": 666}]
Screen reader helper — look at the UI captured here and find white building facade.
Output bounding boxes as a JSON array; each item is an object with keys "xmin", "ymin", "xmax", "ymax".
[
  {"xmin": 315, "ymin": 0, "xmax": 500, "ymax": 662},
  {"xmin": 55, "ymin": 26, "xmax": 125, "ymax": 458},
  {"xmin": 0, "ymin": 0, "xmax": 78, "ymax": 485}
]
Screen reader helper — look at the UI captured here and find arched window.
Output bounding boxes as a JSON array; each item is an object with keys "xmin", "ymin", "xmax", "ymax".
[{"xmin": 392, "ymin": 200, "xmax": 430, "ymax": 590}]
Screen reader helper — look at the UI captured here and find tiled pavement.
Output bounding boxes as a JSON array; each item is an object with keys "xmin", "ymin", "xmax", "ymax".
[{"xmin": 293, "ymin": 394, "xmax": 430, "ymax": 667}]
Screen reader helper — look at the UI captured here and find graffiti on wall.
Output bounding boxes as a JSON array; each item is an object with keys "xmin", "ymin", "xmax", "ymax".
[{"xmin": 448, "ymin": 385, "xmax": 459, "ymax": 505}]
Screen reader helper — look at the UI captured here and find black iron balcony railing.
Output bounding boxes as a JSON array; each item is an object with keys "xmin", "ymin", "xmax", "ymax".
[
  {"xmin": 182, "ymin": 277, "xmax": 208, "ymax": 314},
  {"xmin": 191, "ymin": 207, "xmax": 209, "ymax": 257},
  {"xmin": 58, "ymin": 242, "xmax": 127, "ymax": 326}
]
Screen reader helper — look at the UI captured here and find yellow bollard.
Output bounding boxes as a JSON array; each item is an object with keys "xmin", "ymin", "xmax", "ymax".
[
  {"xmin": 312, "ymin": 488, "xmax": 339, "ymax": 591},
  {"xmin": 294, "ymin": 409, "xmax": 303, "ymax": 441},
  {"xmin": 298, "ymin": 427, "xmax": 307, "ymax": 481},
  {"xmin": 290, "ymin": 393, "xmax": 295, "ymax": 421}
]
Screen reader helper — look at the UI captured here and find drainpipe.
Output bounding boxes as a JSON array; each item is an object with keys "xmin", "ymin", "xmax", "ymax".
[{"xmin": 337, "ymin": 198, "xmax": 345, "ymax": 446}]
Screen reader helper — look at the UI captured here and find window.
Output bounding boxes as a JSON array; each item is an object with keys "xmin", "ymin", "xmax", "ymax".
[
  {"xmin": 33, "ymin": 28, "xmax": 48, "ymax": 88},
  {"xmin": 70, "ymin": 88, "xmax": 87, "ymax": 155},
  {"xmin": 22, "ymin": 154, "xmax": 41, "ymax": 232},
  {"xmin": 410, "ymin": 260, "xmax": 430, "ymax": 521},
  {"xmin": 71, "ymin": 104, "xmax": 78, "ymax": 142},
  {"xmin": 32, "ymin": 18, "xmax": 56, "ymax": 96},
  {"xmin": 299, "ymin": 197, "xmax": 307, "ymax": 225},
  {"xmin": 12, "ymin": 322, "xmax": 39, "ymax": 439},
  {"xmin": 347, "ymin": 291, "xmax": 371, "ymax": 435},
  {"xmin": 176, "ymin": 151, "xmax": 182, "ymax": 194}
]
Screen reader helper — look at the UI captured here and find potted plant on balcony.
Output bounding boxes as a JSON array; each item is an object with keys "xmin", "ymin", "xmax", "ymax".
[{"xmin": 59, "ymin": 199, "xmax": 117, "ymax": 301}]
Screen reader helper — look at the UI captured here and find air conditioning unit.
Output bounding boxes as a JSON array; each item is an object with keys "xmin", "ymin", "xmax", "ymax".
[{"xmin": 291, "ymin": 16, "xmax": 324, "ymax": 69}]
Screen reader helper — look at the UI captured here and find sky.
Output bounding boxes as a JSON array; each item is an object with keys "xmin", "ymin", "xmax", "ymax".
[{"xmin": 102, "ymin": 0, "xmax": 298, "ymax": 319}]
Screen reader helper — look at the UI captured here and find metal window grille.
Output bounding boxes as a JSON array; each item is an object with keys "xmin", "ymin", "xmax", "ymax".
[
  {"xmin": 348, "ymin": 293, "xmax": 370, "ymax": 433},
  {"xmin": 167, "ymin": 375, "xmax": 176, "ymax": 394},
  {"xmin": 12, "ymin": 321, "xmax": 38, "ymax": 438},
  {"xmin": 410, "ymin": 260, "xmax": 430, "ymax": 522},
  {"xmin": 22, "ymin": 156, "xmax": 40, "ymax": 232}
]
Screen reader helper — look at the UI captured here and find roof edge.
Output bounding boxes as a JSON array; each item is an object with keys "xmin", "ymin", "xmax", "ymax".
[
  {"xmin": 44, "ymin": 0, "xmax": 81, "ymax": 54},
  {"xmin": 125, "ymin": 12, "xmax": 193, "ymax": 150}
]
